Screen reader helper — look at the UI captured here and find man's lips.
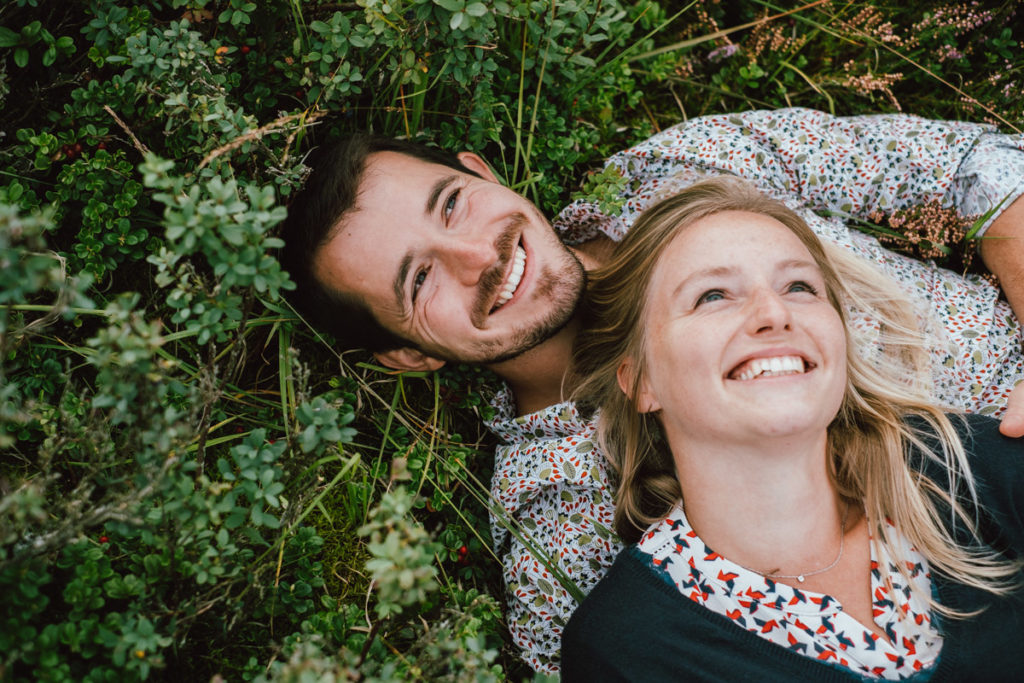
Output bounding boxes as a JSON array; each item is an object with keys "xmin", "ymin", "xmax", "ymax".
[{"xmin": 728, "ymin": 354, "xmax": 814, "ymax": 381}]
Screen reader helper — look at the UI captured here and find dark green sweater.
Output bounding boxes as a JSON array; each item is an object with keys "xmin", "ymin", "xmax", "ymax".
[{"xmin": 561, "ymin": 415, "xmax": 1024, "ymax": 682}]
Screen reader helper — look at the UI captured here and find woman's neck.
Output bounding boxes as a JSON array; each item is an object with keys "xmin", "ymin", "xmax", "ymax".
[{"xmin": 673, "ymin": 432, "xmax": 846, "ymax": 577}]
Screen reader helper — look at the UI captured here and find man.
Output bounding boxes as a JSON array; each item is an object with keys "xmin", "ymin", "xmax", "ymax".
[{"xmin": 281, "ymin": 108, "xmax": 1024, "ymax": 672}]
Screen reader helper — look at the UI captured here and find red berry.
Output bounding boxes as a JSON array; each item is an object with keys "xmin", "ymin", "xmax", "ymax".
[
  {"xmin": 241, "ymin": 45, "xmax": 251, "ymax": 54},
  {"xmin": 96, "ymin": 142, "xmax": 106, "ymax": 150},
  {"xmin": 73, "ymin": 143, "xmax": 82, "ymax": 153},
  {"xmin": 99, "ymin": 536, "xmax": 109, "ymax": 543}
]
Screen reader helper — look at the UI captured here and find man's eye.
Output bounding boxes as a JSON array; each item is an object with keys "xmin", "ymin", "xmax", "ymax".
[
  {"xmin": 412, "ymin": 268, "xmax": 429, "ymax": 302},
  {"xmin": 695, "ymin": 289, "xmax": 725, "ymax": 307},
  {"xmin": 443, "ymin": 189, "xmax": 460, "ymax": 221}
]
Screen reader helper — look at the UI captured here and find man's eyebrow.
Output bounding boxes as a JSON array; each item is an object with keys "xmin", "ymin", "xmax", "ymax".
[
  {"xmin": 393, "ymin": 251, "xmax": 414, "ymax": 318},
  {"xmin": 426, "ymin": 175, "xmax": 459, "ymax": 216}
]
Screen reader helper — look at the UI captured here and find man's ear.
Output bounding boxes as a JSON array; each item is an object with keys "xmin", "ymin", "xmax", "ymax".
[
  {"xmin": 456, "ymin": 151, "xmax": 500, "ymax": 183},
  {"xmin": 617, "ymin": 358, "xmax": 660, "ymax": 414},
  {"xmin": 374, "ymin": 347, "xmax": 446, "ymax": 373}
]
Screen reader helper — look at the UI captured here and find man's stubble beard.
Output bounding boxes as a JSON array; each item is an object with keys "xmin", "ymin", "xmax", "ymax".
[
  {"xmin": 448, "ymin": 233, "xmax": 587, "ymax": 367},
  {"xmin": 477, "ymin": 247, "xmax": 587, "ymax": 365}
]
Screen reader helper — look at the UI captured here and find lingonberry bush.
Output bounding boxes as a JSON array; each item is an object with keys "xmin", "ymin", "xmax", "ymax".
[{"xmin": 1, "ymin": 1, "xmax": 1019, "ymax": 680}]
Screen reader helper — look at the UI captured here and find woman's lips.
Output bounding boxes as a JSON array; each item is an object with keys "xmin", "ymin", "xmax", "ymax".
[{"xmin": 729, "ymin": 354, "xmax": 811, "ymax": 381}]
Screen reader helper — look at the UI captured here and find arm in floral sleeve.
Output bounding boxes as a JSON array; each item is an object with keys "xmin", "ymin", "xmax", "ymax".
[
  {"xmin": 488, "ymin": 407, "xmax": 621, "ymax": 673},
  {"xmin": 598, "ymin": 108, "xmax": 1024, "ymax": 244}
]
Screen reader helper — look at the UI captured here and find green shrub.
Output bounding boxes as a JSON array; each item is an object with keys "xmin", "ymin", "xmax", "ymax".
[{"xmin": 0, "ymin": 0, "xmax": 1018, "ymax": 679}]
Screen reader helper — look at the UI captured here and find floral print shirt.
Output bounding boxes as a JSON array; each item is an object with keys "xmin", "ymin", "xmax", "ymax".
[
  {"xmin": 637, "ymin": 505, "xmax": 943, "ymax": 680},
  {"xmin": 485, "ymin": 108, "xmax": 1024, "ymax": 673}
]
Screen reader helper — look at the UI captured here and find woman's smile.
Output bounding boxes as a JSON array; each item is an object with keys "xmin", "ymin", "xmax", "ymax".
[{"xmin": 728, "ymin": 354, "xmax": 811, "ymax": 381}]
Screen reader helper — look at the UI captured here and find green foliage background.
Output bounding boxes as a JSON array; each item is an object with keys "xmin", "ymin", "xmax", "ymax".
[{"xmin": 0, "ymin": 0, "xmax": 1020, "ymax": 680}]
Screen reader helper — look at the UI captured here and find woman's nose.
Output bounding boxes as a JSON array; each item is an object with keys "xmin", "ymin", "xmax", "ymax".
[{"xmin": 746, "ymin": 287, "xmax": 793, "ymax": 334}]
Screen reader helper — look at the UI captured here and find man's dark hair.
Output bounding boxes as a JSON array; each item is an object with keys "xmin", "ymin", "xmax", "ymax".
[{"xmin": 279, "ymin": 133, "xmax": 482, "ymax": 353}]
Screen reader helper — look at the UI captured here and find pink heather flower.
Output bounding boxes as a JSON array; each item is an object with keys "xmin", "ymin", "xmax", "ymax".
[{"xmin": 707, "ymin": 43, "xmax": 739, "ymax": 63}]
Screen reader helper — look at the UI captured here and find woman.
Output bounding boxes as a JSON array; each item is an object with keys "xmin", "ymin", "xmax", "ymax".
[{"xmin": 563, "ymin": 177, "xmax": 1023, "ymax": 681}]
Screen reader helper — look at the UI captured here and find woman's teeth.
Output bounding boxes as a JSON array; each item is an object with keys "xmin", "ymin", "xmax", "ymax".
[
  {"xmin": 494, "ymin": 246, "xmax": 526, "ymax": 308},
  {"xmin": 734, "ymin": 355, "xmax": 805, "ymax": 381}
]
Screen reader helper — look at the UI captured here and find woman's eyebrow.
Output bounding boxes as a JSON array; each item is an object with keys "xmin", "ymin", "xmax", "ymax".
[
  {"xmin": 671, "ymin": 265, "xmax": 736, "ymax": 299},
  {"xmin": 776, "ymin": 258, "xmax": 820, "ymax": 273}
]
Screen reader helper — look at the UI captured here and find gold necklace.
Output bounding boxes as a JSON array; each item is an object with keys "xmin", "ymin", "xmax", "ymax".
[{"xmin": 733, "ymin": 501, "xmax": 851, "ymax": 584}]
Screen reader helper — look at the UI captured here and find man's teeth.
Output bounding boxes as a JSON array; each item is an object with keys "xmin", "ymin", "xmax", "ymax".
[
  {"xmin": 735, "ymin": 355, "xmax": 805, "ymax": 381},
  {"xmin": 494, "ymin": 246, "xmax": 526, "ymax": 308}
]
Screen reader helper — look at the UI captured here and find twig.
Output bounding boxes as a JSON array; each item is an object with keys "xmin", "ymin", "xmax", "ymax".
[
  {"xmin": 669, "ymin": 83, "xmax": 687, "ymax": 122},
  {"xmin": 103, "ymin": 104, "xmax": 151, "ymax": 156},
  {"xmin": 198, "ymin": 110, "xmax": 325, "ymax": 170}
]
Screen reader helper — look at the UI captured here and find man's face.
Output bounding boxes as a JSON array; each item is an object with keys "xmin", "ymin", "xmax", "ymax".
[{"xmin": 313, "ymin": 151, "xmax": 586, "ymax": 367}]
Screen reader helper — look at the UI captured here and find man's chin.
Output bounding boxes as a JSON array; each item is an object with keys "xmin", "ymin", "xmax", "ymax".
[
  {"xmin": 479, "ymin": 254, "xmax": 587, "ymax": 366},
  {"xmin": 479, "ymin": 312, "xmax": 579, "ymax": 367}
]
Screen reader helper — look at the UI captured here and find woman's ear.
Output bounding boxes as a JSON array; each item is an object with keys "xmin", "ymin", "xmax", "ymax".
[
  {"xmin": 456, "ymin": 151, "xmax": 500, "ymax": 183},
  {"xmin": 374, "ymin": 347, "xmax": 446, "ymax": 373},
  {"xmin": 617, "ymin": 358, "xmax": 660, "ymax": 413}
]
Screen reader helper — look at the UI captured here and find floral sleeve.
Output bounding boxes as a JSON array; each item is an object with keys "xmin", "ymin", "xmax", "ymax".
[
  {"xmin": 486, "ymin": 397, "xmax": 621, "ymax": 673},
  {"xmin": 558, "ymin": 108, "xmax": 1024, "ymax": 245}
]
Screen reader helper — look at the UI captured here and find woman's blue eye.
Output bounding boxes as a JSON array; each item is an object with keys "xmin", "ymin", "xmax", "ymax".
[
  {"xmin": 695, "ymin": 289, "xmax": 725, "ymax": 306},
  {"xmin": 789, "ymin": 281, "xmax": 818, "ymax": 294}
]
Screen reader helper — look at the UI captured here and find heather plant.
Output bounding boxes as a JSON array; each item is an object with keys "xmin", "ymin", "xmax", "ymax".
[{"xmin": 0, "ymin": 0, "xmax": 1020, "ymax": 680}]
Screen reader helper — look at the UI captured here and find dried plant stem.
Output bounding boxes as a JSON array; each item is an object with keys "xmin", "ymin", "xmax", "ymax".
[{"xmin": 103, "ymin": 104, "xmax": 152, "ymax": 156}]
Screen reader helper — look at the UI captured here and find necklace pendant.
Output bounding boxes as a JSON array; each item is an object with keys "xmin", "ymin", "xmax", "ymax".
[{"xmin": 797, "ymin": 575, "xmax": 805, "ymax": 583}]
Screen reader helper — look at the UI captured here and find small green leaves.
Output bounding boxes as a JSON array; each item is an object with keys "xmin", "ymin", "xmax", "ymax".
[
  {"xmin": 0, "ymin": 20, "xmax": 75, "ymax": 67},
  {"xmin": 296, "ymin": 396, "xmax": 356, "ymax": 454},
  {"xmin": 359, "ymin": 488, "xmax": 441, "ymax": 619}
]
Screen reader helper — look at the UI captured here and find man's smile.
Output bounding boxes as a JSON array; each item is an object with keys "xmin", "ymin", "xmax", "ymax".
[{"xmin": 493, "ymin": 244, "xmax": 527, "ymax": 311}]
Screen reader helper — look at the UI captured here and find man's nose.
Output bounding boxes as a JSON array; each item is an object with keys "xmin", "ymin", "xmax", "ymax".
[
  {"xmin": 438, "ymin": 234, "xmax": 496, "ymax": 285},
  {"xmin": 745, "ymin": 287, "xmax": 793, "ymax": 334}
]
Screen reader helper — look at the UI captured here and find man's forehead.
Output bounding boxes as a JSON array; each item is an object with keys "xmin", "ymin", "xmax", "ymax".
[
  {"xmin": 323, "ymin": 151, "xmax": 427, "ymax": 242},
  {"xmin": 363, "ymin": 150, "xmax": 453, "ymax": 187},
  {"xmin": 314, "ymin": 153, "xmax": 435, "ymax": 297}
]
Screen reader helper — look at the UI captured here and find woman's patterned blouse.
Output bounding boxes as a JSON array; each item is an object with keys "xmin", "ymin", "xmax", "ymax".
[
  {"xmin": 484, "ymin": 108, "xmax": 1024, "ymax": 673},
  {"xmin": 637, "ymin": 504, "xmax": 943, "ymax": 680}
]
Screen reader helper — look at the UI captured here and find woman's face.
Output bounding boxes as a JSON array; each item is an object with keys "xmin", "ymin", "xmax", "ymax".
[{"xmin": 631, "ymin": 210, "xmax": 847, "ymax": 451}]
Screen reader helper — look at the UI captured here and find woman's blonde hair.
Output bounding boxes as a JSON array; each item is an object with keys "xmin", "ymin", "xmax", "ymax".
[{"xmin": 572, "ymin": 176, "xmax": 1018, "ymax": 610}]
